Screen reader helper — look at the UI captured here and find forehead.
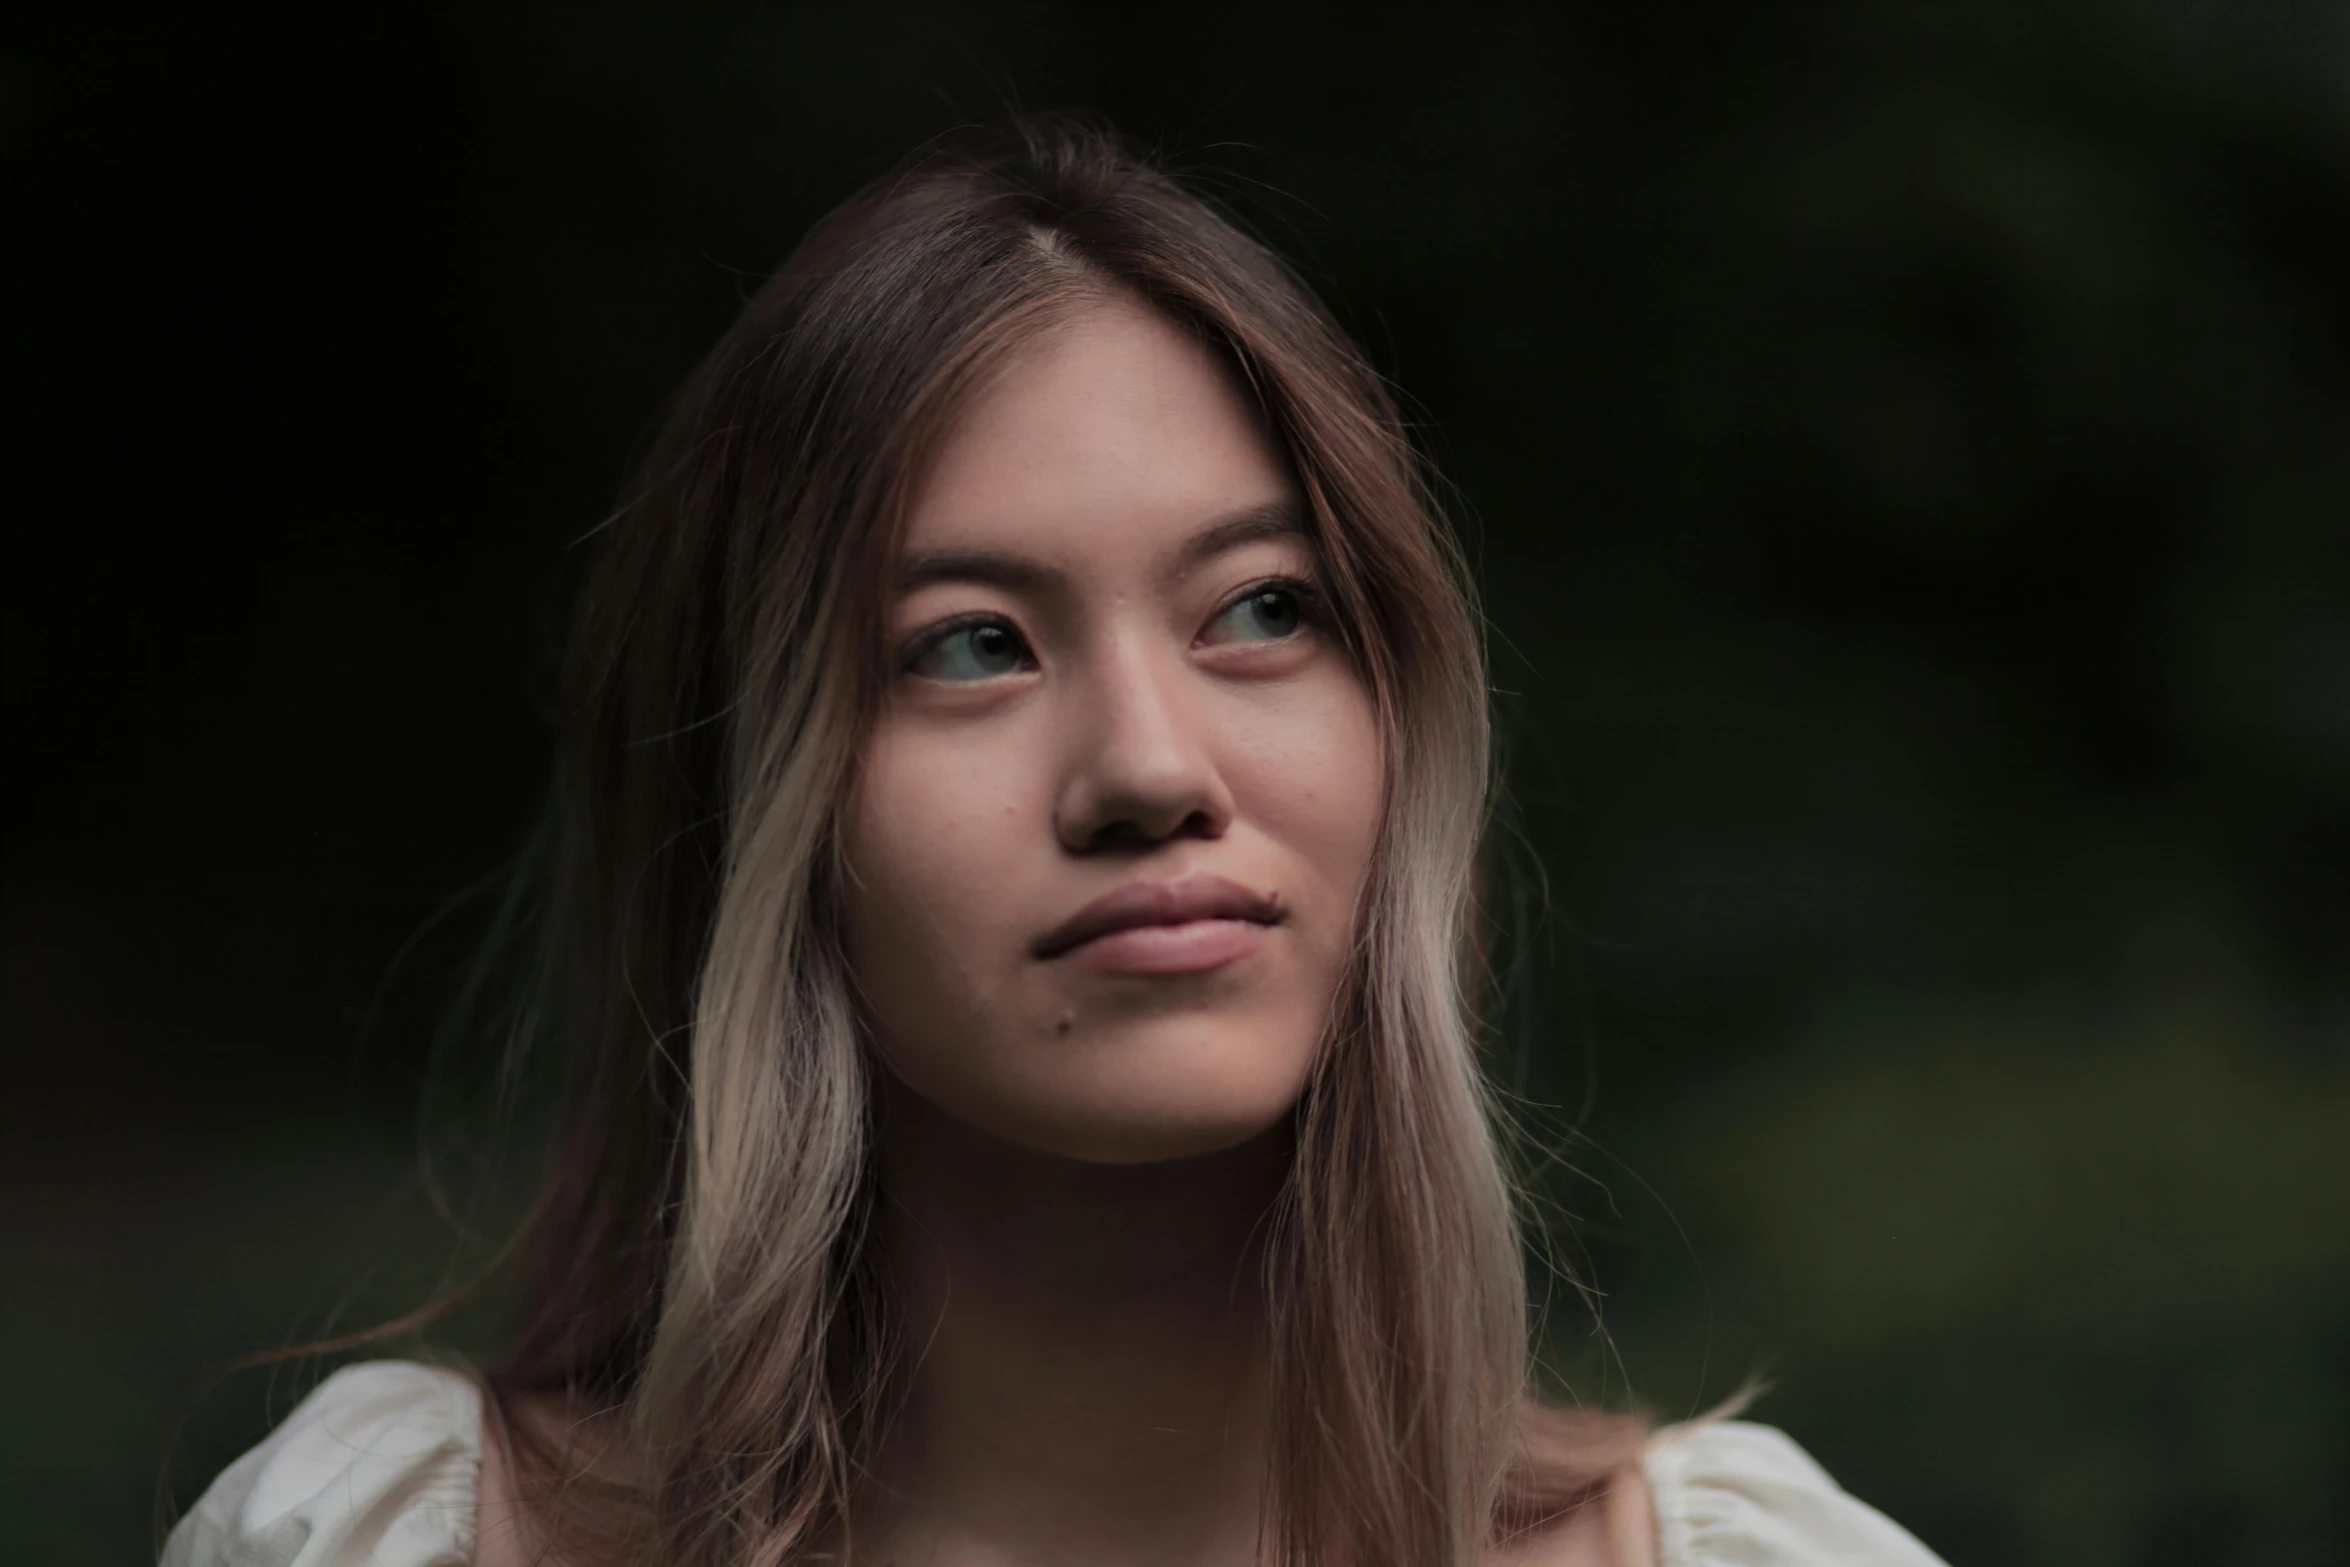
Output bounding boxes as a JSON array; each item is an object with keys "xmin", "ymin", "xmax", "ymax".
[{"xmin": 899, "ymin": 299, "xmax": 1298, "ymax": 564}]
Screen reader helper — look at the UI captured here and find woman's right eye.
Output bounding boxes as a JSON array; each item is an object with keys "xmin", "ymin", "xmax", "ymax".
[{"xmin": 908, "ymin": 619, "xmax": 1032, "ymax": 682}]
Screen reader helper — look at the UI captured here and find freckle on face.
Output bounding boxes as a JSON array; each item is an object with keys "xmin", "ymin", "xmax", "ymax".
[{"xmin": 839, "ymin": 299, "xmax": 1384, "ymax": 1166}]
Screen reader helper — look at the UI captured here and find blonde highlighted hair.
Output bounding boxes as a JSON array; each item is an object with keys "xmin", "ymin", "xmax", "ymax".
[{"xmin": 481, "ymin": 114, "xmax": 1643, "ymax": 1565}]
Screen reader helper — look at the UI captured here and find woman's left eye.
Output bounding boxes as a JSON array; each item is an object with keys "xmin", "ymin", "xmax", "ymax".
[{"xmin": 1205, "ymin": 585, "xmax": 1309, "ymax": 645}]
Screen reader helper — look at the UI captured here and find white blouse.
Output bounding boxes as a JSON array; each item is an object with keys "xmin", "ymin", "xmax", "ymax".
[{"xmin": 162, "ymin": 1361, "xmax": 1947, "ymax": 1566}]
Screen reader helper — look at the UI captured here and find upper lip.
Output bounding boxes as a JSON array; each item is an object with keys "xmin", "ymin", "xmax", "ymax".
[{"xmin": 1032, "ymin": 872, "xmax": 1284, "ymax": 960}]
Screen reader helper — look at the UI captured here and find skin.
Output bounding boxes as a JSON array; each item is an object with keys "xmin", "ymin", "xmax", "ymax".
[
  {"xmin": 474, "ymin": 298, "xmax": 1652, "ymax": 1566},
  {"xmin": 842, "ymin": 296, "xmax": 1378, "ymax": 1566},
  {"xmin": 841, "ymin": 297, "xmax": 1381, "ymax": 1171}
]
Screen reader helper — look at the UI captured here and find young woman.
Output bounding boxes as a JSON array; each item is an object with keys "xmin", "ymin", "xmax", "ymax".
[{"xmin": 164, "ymin": 117, "xmax": 1946, "ymax": 1567}]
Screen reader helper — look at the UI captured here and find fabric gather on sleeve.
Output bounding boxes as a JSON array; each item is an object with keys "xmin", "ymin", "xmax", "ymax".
[
  {"xmin": 1644, "ymin": 1419, "xmax": 1949, "ymax": 1567},
  {"xmin": 161, "ymin": 1360, "xmax": 482, "ymax": 1567}
]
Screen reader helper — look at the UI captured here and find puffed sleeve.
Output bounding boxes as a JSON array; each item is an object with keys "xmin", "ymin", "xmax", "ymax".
[
  {"xmin": 1644, "ymin": 1420, "xmax": 1948, "ymax": 1567},
  {"xmin": 161, "ymin": 1360, "xmax": 482, "ymax": 1567}
]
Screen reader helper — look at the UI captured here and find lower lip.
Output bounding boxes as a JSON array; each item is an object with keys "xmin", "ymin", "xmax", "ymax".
[{"xmin": 1064, "ymin": 918, "xmax": 1269, "ymax": 976}]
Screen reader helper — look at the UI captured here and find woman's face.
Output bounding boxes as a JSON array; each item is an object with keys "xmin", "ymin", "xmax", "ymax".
[{"xmin": 841, "ymin": 299, "xmax": 1384, "ymax": 1166}]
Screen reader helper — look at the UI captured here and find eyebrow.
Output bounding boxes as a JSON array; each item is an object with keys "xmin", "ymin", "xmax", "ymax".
[
  {"xmin": 1172, "ymin": 498, "xmax": 1306, "ymax": 576},
  {"xmin": 894, "ymin": 498, "xmax": 1307, "ymax": 594},
  {"xmin": 895, "ymin": 548, "xmax": 1049, "ymax": 595}
]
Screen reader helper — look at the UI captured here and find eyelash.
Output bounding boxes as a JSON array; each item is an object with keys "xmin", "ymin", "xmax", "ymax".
[
  {"xmin": 1209, "ymin": 574, "xmax": 1325, "ymax": 641},
  {"xmin": 900, "ymin": 610, "xmax": 1020, "ymax": 672},
  {"xmin": 897, "ymin": 573, "xmax": 1328, "ymax": 672}
]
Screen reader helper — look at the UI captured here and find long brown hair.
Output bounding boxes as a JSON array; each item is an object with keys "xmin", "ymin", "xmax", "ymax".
[{"xmin": 481, "ymin": 113, "xmax": 1643, "ymax": 1566}]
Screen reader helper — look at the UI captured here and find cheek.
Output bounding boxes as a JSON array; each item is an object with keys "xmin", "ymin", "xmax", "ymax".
[
  {"xmin": 1223, "ymin": 670, "xmax": 1385, "ymax": 911},
  {"xmin": 840, "ymin": 718, "xmax": 1039, "ymax": 1017}
]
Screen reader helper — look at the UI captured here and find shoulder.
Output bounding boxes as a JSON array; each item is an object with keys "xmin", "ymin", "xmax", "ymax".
[
  {"xmin": 162, "ymin": 1360, "xmax": 483, "ymax": 1567},
  {"xmin": 1488, "ymin": 1464, "xmax": 1660, "ymax": 1567},
  {"xmin": 1644, "ymin": 1420, "xmax": 1948, "ymax": 1567}
]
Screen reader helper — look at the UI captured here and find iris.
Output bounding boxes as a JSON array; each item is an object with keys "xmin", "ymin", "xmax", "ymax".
[
  {"xmin": 913, "ymin": 620, "xmax": 1029, "ymax": 681},
  {"xmin": 1210, "ymin": 586, "xmax": 1304, "ymax": 643}
]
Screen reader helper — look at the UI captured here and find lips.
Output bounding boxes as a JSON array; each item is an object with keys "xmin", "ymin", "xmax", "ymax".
[{"xmin": 1033, "ymin": 872, "xmax": 1283, "ymax": 966}]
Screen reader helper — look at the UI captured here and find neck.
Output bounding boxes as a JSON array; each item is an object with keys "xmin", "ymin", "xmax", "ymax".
[{"xmin": 860, "ymin": 1080, "xmax": 1287, "ymax": 1566}]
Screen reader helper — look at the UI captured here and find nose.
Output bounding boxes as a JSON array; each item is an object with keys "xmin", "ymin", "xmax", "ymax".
[{"xmin": 1054, "ymin": 635, "xmax": 1234, "ymax": 854}]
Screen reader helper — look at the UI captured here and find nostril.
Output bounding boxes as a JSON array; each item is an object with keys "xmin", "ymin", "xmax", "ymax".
[
  {"xmin": 1055, "ymin": 695, "xmax": 1236, "ymax": 851},
  {"xmin": 1075, "ymin": 805, "xmax": 1222, "ymax": 855}
]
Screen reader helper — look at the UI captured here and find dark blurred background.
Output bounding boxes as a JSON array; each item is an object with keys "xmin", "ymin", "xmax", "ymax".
[{"xmin": 7, "ymin": 5, "xmax": 2347, "ymax": 1563}]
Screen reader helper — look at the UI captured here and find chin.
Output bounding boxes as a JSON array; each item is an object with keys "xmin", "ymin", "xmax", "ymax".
[
  {"xmin": 976, "ymin": 1028, "xmax": 1318, "ymax": 1166},
  {"xmin": 1025, "ymin": 1103, "xmax": 1295, "ymax": 1167},
  {"xmin": 877, "ymin": 998, "xmax": 1326, "ymax": 1166},
  {"xmin": 1060, "ymin": 1014, "xmax": 1324, "ymax": 1163}
]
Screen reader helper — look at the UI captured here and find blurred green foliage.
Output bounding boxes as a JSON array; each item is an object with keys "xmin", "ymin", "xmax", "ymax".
[{"xmin": 6, "ymin": 4, "xmax": 2346, "ymax": 1564}]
